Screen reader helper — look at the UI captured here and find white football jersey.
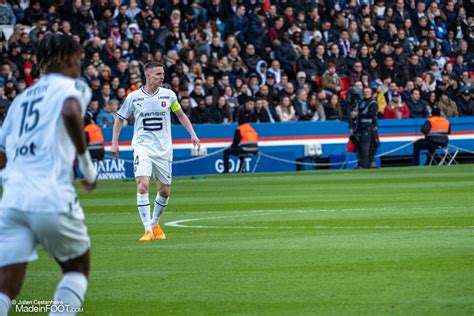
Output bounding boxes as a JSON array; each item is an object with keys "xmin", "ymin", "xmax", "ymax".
[
  {"xmin": 0, "ymin": 74, "xmax": 91, "ymax": 213},
  {"xmin": 117, "ymin": 87, "xmax": 181, "ymax": 158}
]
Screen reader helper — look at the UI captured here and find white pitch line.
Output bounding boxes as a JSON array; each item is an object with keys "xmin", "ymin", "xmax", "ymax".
[{"xmin": 164, "ymin": 207, "xmax": 472, "ymax": 230}]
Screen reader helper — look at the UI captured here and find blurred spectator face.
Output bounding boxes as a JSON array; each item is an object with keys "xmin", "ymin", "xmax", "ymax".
[
  {"xmin": 205, "ymin": 95, "xmax": 214, "ymax": 106},
  {"xmin": 119, "ymin": 5, "xmax": 127, "ymax": 15},
  {"xmin": 353, "ymin": 62, "xmax": 363, "ymax": 72},
  {"xmin": 1, "ymin": 64, "xmax": 11, "ymax": 77},
  {"xmin": 419, "ymin": 17, "xmax": 428, "ymax": 28},
  {"xmin": 194, "ymin": 84, "xmax": 203, "ymax": 95},
  {"xmin": 117, "ymin": 87, "xmax": 126, "ymax": 99},
  {"xmin": 118, "ymin": 61, "xmax": 128, "ymax": 72},
  {"xmin": 330, "ymin": 94, "xmax": 339, "ymax": 106},
  {"xmin": 109, "ymin": 100, "xmax": 119, "ymax": 113},
  {"xmin": 133, "ymin": 33, "xmax": 142, "ymax": 45},
  {"xmin": 245, "ymin": 44, "xmax": 255, "ymax": 56},
  {"xmin": 410, "ymin": 55, "xmax": 419, "ymax": 65},
  {"xmin": 389, "ymin": 83, "xmax": 398, "ymax": 92},
  {"xmin": 224, "ymin": 86, "xmax": 234, "ymax": 97},
  {"xmin": 317, "ymin": 90, "xmax": 327, "ymax": 100},
  {"xmin": 249, "ymin": 76, "xmax": 259, "ymax": 86},
  {"xmin": 328, "ymin": 65, "xmax": 336, "ymax": 74},
  {"xmin": 102, "ymin": 84, "xmax": 111, "ymax": 96},
  {"xmin": 316, "ymin": 45, "xmax": 325, "ymax": 56},
  {"xmin": 298, "ymin": 90, "xmax": 308, "ymax": 101},
  {"xmin": 363, "ymin": 88, "xmax": 372, "ymax": 99},
  {"xmin": 129, "ymin": 74, "xmax": 139, "ymax": 85},
  {"xmin": 396, "ymin": 0, "xmax": 404, "ymax": 9},
  {"xmin": 89, "ymin": 100, "xmax": 99, "ymax": 112},
  {"xmin": 237, "ymin": 5, "xmax": 246, "ymax": 16},
  {"xmin": 245, "ymin": 99, "xmax": 255, "ymax": 111},
  {"xmin": 384, "ymin": 57, "xmax": 394, "ymax": 68},
  {"xmin": 275, "ymin": 18, "xmax": 284, "ymax": 29},
  {"xmin": 256, "ymin": 99, "xmax": 265, "ymax": 109},
  {"xmin": 416, "ymin": 2, "xmax": 425, "ymax": 12},
  {"xmin": 302, "ymin": 46, "xmax": 310, "ymax": 57},
  {"xmin": 285, "ymin": 83, "xmax": 294, "ymax": 94},
  {"xmin": 412, "ymin": 90, "xmax": 420, "ymax": 101},
  {"xmin": 113, "ymin": 48, "xmax": 121, "ymax": 59},
  {"xmin": 221, "ymin": 75, "xmax": 229, "ymax": 86},
  {"xmin": 198, "ymin": 100, "xmax": 206, "ymax": 109},
  {"xmin": 230, "ymin": 47, "xmax": 239, "ymax": 58},
  {"xmin": 259, "ymin": 85, "xmax": 269, "ymax": 96},
  {"xmin": 181, "ymin": 97, "xmax": 190, "ymax": 109},
  {"xmin": 280, "ymin": 75, "xmax": 289, "ymax": 86},
  {"xmin": 271, "ymin": 60, "xmax": 280, "ymax": 70},
  {"xmin": 330, "ymin": 44, "xmax": 340, "ymax": 56},
  {"xmin": 86, "ymin": 64, "xmax": 96, "ymax": 77}
]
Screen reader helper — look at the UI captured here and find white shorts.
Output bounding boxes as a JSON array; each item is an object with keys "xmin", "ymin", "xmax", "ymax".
[
  {"xmin": 134, "ymin": 154, "xmax": 172, "ymax": 185},
  {"xmin": 0, "ymin": 208, "xmax": 90, "ymax": 267}
]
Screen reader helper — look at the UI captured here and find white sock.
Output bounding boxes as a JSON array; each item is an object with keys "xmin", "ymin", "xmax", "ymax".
[
  {"xmin": 0, "ymin": 292, "xmax": 11, "ymax": 316},
  {"xmin": 50, "ymin": 272, "xmax": 87, "ymax": 316},
  {"xmin": 137, "ymin": 193, "xmax": 152, "ymax": 232},
  {"xmin": 151, "ymin": 194, "xmax": 169, "ymax": 226}
]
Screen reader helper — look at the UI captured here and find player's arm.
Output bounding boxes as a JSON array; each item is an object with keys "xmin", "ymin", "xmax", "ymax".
[
  {"xmin": 175, "ymin": 108, "xmax": 201, "ymax": 151},
  {"xmin": 62, "ymin": 98, "xmax": 97, "ymax": 191},
  {"xmin": 0, "ymin": 127, "xmax": 6, "ymax": 169},
  {"xmin": 0, "ymin": 151, "xmax": 5, "ymax": 169},
  {"xmin": 111, "ymin": 115, "xmax": 125, "ymax": 158}
]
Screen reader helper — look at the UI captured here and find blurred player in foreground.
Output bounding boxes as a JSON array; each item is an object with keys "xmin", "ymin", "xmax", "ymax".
[
  {"xmin": 0, "ymin": 34, "xmax": 97, "ymax": 316},
  {"xmin": 111, "ymin": 62, "xmax": 200, "ymax": 241}
]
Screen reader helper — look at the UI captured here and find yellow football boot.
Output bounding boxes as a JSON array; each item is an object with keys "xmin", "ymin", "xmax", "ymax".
[
  {"xmin": 152, "ymin": 224, "xmax": 166, "ymax": 240},
  {"xmin": 139, "ymin": 230, "xmax": 155, "ymax": 241}
]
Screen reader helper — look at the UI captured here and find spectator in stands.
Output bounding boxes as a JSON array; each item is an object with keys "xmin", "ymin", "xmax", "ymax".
[
  {"xmin": 321, "ymin": 63, "xmax": 342, "ymax": 96},
  {"xmin": 456, "ymin": 89, "xmax": 474, "ymax": 116},
  {"xmin": 296, "ymin": 45, "xmax": 317, "ymax": 81},
  {"xmin": 407, "ymin": 89, "xmax": 430, "ymax": 118},
  {"xmin": 437, "ymin": 93, "xmax": 458, "ymax": 117},
  {"xmin": 0, "ymin": 0, "xmax": 16, "ymax": 25},
  {"xmin": 308, "ymin": 93, "xmax": 326, "ymax": 122},
  {"xmin": 275, "ymin": 95, "xmax": 296, "ymax": 122},
  {"xmin": 324, "ymin": 94, "xmax": 343, "ymax": 120},
  {"xmin": 383, "ymin": 92, "xmax": 410, "ymax": 119},
  {"xmin": 96, "ymin": 99, "xmax": 117, "ymax": 128},
  {"xmin": 254, "ymin": 97, "xmax": 273, "ymax": 123}
]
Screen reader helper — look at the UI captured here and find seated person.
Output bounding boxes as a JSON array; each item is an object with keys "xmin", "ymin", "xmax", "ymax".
[
  {"xmin": 223, "ymin": 113, "xmax": 258, "ymax": 173},
  {"xmin": 413, "ymin": 107, "xmax": 450, "ymax": 165}
]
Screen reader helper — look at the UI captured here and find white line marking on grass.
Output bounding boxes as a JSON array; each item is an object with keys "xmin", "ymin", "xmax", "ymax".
[{"xmin": 165, "ymin": 207, "xmax": 473, "ymax": 230}]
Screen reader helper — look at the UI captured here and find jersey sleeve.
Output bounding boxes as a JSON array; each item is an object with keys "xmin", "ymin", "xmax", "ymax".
[
  {"xmin": 63, "ymin": 79, "xmax": 92, "ymax": 115},
  {"xmin": 117, "ymin": 95, "xmax": 134, "ymax": 120},
  {"xmin": 170, "ymin": 91, "xmax": 181, "ymax": 113}
]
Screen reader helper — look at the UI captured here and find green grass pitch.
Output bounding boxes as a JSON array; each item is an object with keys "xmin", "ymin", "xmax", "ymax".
[{"xmin": 12, "ymin": 165, "xmax": 474, "ymax": 315}]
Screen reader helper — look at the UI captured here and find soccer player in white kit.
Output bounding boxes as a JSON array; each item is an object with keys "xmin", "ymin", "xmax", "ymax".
[
  {"xmin": 0, "ymin": 34, "xmax": 97, "ymax": 316},
  {"xmin": 111, "ymin": 62, "xmax": 200, "ymax": 241}
]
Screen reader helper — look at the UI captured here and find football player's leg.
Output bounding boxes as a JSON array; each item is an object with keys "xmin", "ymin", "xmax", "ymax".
[
  {"xmin": 134, "ymin": 156, "xmax": 154, "ymax": 238},
  {"xmin": 0, "ymin": 209, "xmax": 37, "ymax": 315},
  {"xmin": 152, "ymin": 159, "xmax": 171, "ymax": 239},
  {"xmin": 32, "ymin": 210, "xmax": 91, "ymax": 315},
  {"xmin": 0, "ymin": 263, "xmax": 27, "ymax": 316}
]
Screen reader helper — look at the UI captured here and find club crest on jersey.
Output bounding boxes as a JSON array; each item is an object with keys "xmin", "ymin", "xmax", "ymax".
[{"xmin": 161, "ymin": 101, "xmax": 167, "ymax": 107}]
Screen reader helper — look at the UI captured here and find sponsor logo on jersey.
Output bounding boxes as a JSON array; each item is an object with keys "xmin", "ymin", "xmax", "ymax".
[{"xmin": 158, "ymin": 96, "xmax": 170, "ymax": 99}]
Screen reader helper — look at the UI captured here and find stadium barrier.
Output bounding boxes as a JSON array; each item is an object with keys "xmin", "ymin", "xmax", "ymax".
[{"xmin": 99, "ymin": 117, "xmax": 474, "ymax": 178}]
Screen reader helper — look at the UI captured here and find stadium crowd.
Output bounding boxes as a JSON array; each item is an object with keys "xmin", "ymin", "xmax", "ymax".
[{"xmin": 0, "ymin": 0, "xmax": 473, "ymax": 127}]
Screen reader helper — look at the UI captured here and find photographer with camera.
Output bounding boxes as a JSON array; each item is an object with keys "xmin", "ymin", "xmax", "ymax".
[{"xmin": 350, "ymin": 87, "xmax": 379, "ymax": 168}]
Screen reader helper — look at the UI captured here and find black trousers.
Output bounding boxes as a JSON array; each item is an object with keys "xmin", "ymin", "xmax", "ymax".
[
  {"xmin": 355, "ymin": 129, "xmax": 377, "ymax": 168},
  {"xmin": 223, "ymin": 147, "xmax": 248, "ymax": 173},
  {"xmin": 412, "ymin": 139, "xmax": 446, "ymax": 165}
]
